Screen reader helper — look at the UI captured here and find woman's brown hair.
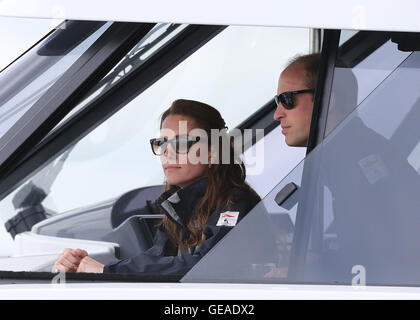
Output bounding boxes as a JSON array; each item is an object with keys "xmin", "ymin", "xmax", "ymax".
[{"xmin": 160, "ymin": 99, "xmax": 256, "ymax": 249}]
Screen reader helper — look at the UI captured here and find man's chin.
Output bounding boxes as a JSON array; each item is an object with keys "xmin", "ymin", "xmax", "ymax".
[{"xmin": 285, "ymin": 136, "xmax": 307, "ymax": 148}]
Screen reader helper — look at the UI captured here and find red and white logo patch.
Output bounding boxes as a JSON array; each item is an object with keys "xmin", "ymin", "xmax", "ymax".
[{"xmin": 216, "ymin": 211, "xmax": 240, "ymax": 227}]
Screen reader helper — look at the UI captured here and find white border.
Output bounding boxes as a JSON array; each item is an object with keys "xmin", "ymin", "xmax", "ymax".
[{"xmin": 1, "ymin": 282, "xmax": 420, "ymax": 300}]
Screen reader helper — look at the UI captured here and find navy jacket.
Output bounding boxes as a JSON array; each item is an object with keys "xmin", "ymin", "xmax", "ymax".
[{"xmin": 103, "ymin": 178, "xmax": 260, "ymax": 275}]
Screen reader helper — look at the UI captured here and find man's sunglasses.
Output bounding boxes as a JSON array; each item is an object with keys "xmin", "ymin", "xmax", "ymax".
[
  {"xmin": 150, "ymin": 135, "xmax": 201, "ymax": 156},
  {"xmin": 274, "ymin": 89, "xmax": 315, "ymax": 110}
]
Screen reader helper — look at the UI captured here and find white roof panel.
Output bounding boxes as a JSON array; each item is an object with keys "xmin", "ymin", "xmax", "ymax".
[{"xmin": 0, "ymin": 0, "xmax": 420, "ymax": 32}]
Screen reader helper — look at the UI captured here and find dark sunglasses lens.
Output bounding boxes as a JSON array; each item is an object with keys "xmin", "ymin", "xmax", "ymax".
[{"xmin": 280, "ymin": 93, "xmax": 294, "ymax": 109}]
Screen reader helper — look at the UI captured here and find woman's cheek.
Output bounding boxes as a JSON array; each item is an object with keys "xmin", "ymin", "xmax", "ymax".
[
  {"xmin": 178, "ymin": 154, "xmax": 189, "ymax": 165},
  {"xmin": 187, "ymin": 146, "xmax": 205, "ymax": 165}
]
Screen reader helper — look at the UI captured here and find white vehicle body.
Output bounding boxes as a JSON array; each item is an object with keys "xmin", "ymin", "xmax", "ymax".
[{"xmin": 0, "ymin": 0, "xmax": 419, "ymax": 32}]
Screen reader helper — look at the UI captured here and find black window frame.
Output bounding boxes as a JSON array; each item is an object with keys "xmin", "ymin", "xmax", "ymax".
[{"xmin": 284, "ymin": 29, "xmax": 340, "ymax": 281}]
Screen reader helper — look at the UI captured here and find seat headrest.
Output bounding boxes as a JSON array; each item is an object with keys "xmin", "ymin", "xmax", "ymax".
[{"xmin": 110, "ymin": 185, "xmax": 164, "ymax": 228}]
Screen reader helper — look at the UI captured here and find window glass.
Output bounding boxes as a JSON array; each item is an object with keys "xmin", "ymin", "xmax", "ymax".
[
  {"xmin": 326, "ymin": 31, "xmax": 411, "ymax": 135},
  {"xmin": 0, "ymin": 25, "xmax": 309, "ymax": 218},
  {"xmin": 0, "ymin": 25, "xmax": 310, "ymax": 274},
  {"xmin": 46, "ymin": 23, "xmax": 188, "ymax": 136},
  {"xmin": 185, "ymin": 30, "xmax": 420, "ymax": 287},
  {"xmin": 302, "ymin": 32, "xmax": 420, "ymax": 286},
  {"xmin": 0, "ymin": 16, "xmax": 57, "ymax": 71},
  {"xmin": 0, "ymin": 21, "xmax": 111, "ymax": 139},
  {"xmin": 244, "ymin": 125, "xmax": 305, "ymax": 197},
  {"xmin": 338, "ymin": 30, "xmax": 357, "ymax": 46},
  {"xmin": 182, "ymin": 158, "xmax": 304, "ymax": 283}
]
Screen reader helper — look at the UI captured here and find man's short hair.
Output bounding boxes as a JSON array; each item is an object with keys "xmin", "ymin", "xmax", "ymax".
[{"xmin": 286, "ymin": 53, "xmax": 321, "ymax": 90}]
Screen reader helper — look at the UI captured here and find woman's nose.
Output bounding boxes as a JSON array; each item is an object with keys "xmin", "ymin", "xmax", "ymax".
[{"xmin": 163, "ymin": 143, "xmax": 177, "ymax": 163}]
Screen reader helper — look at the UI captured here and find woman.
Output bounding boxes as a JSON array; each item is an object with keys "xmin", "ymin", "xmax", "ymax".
[{"xmin": 54, "ymin": 99, "xmax": 261, "ymax": 275}]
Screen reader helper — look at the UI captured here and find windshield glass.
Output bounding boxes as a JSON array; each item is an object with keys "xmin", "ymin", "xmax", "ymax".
[
  {"xmin": 183, "ymin": 31, "xmax": 420, "ymax": 286},
  {"xmin": 0, "ymin": 25, "xmax": 309, "ymax": 221},
  {"xmin": 0, "ymin": 20, "xmax": 110, "ymax": 139},
  {"xmin": 0, "ymin": 24, "xmax": 310, "ymax": 274},
  {"xmin": 182, "ymin": 159, "xmax": 304, "ymax": 283},
  {"xmin": 300, "ymin": 32, "xmax": 420, "ymax": 286},
  {"xmin": 0, "ymin": 16, "xmax": 57, "ymax": 71},
  {"xmin": 45, "ymin": 23, "xmax": 188, "ymax": 137}
]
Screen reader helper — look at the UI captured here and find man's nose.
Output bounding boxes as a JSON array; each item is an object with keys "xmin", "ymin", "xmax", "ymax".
[{"xmin": 273, "ymin": 103, "xmax": 285, "ymax": 122}]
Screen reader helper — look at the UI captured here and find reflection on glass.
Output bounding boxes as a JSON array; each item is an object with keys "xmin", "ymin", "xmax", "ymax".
[
  {"xmin": 0, "ymin": 21, "xmax": 111, "ymax": 138},
  {"xmin": 182, "ymin": 161, "xmax": 303, "ymax": 283},
  {"xmin": 49, "ymin": 23, "xmax": 188, "ymax": 133},
  {"xmin": 303, "ymin": 35, "xmax": 420, "ymax": 286},
  {"xmin": 326, "ymin": 34, "xmax": 411, "ymax": 136}
]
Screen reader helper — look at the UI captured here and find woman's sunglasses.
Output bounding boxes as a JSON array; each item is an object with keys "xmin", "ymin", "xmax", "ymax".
[
  {"xmin": 274, "ymin": 89, "xmax": 315, "ymax": 110},
  {"xmin": 150, "ymin": 135, "xmax": 201, "ymax": 156}
]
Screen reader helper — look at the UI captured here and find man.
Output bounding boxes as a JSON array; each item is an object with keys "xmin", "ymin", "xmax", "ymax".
[
  {"xmin": 272, "ymin": 52, "xmax": 420, "ymax": 283},
  {"xmin": 273, "ymin": 53, "xmax": 320, "ymax": 147},
  {"xmin": 262, "ymin": 53, "xmax": 321, "ymax": 279}
]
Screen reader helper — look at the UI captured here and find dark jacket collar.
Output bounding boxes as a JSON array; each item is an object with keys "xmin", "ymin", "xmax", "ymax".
[{"xmin": 156, "ymin": 178, "xmax": 209, "ymax": 232}]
